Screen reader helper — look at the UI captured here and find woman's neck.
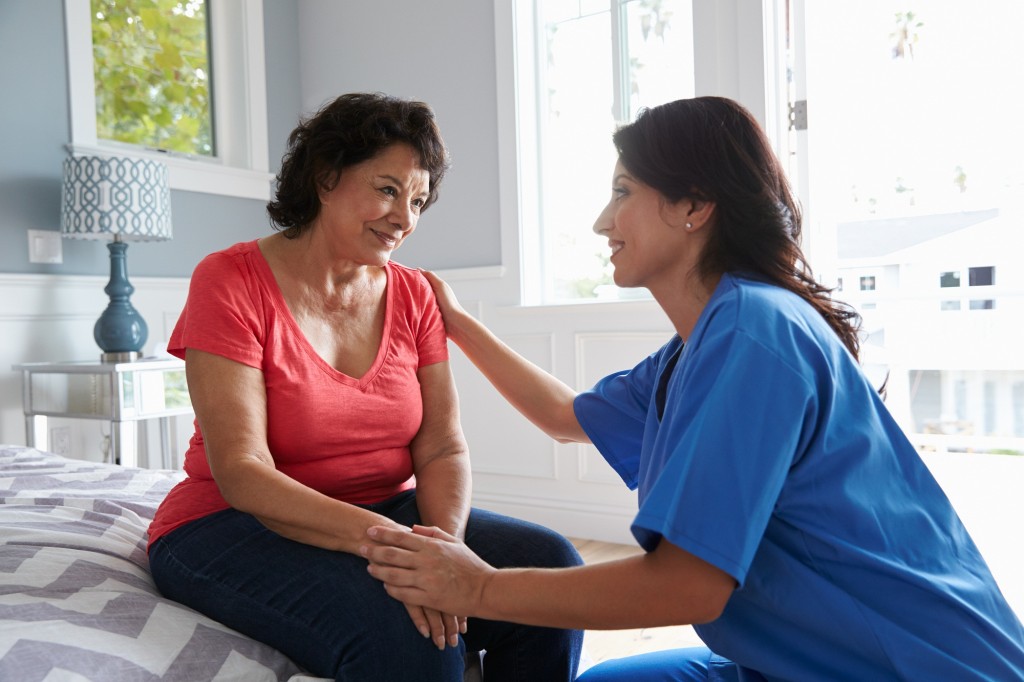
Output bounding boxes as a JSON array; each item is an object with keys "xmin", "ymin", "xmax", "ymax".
[{"xmin": 649, "ymin": 271, "xmax": 721, "ymax": 342}]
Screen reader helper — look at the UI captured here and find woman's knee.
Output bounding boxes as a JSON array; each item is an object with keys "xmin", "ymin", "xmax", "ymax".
[{"xmin": 464, "ymin": 510, "xmax": 583, "ymax": 570}]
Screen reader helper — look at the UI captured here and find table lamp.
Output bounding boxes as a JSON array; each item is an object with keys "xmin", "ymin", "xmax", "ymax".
[{"xmin": 60, "ymin": 156, "xmax": 173, "ymax": 362}]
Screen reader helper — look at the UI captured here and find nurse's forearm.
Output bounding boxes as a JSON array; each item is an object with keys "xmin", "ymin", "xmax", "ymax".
[{"xmin": 478, "ymin": 544, "xmax": 734, "ymax": 630}]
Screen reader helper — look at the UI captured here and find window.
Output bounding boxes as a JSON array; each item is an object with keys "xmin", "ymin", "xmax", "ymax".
[
  {"xmin": 969, "ymin": 266, "xmax": 995, "ymax": 287},
  {"xmin": 91, "ymin": 0, "xmax": 213, "ymax": 157},
  {"xmin": 500, "ymin": 1, "xmax": 1022, "ymax": 453},
  {"xmin": 939, "ymin": 271, "xmax": 960, "ymax": 288},
  {"xmin": 64, "ymin": 0, "xmax": 271, "ymax": 199},
  {"xmin": 515, "ymin": 0, "xmax": 696, "ymax": 304},
  {"xmin": 1014, "ymin": 382, "xmax": 1024, "ymax": 437}
]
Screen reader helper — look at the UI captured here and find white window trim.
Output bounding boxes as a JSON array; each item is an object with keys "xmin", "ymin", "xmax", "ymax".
[{"xmin": 64, "ymin": 0, "xmax": 273, "ymax": 200}]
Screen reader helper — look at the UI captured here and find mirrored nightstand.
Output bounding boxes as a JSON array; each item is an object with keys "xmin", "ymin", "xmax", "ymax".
[{"xmin": 14, "ymin": 358, "xmax": 192, "ymax": 468}]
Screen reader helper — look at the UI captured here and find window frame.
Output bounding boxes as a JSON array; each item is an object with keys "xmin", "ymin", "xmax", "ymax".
[{"xmin": 64, "ymin": 0, "xmax": 272, "ymax": 200}]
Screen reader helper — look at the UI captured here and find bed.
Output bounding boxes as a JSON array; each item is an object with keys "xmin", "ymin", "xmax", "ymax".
[
  {"xmin": 0, "ymin": 444, "xmax": 327, "ymax": 681},
  {"xmin": 0, "ymin": 445, "xmax": 488, "ymax": 681}
]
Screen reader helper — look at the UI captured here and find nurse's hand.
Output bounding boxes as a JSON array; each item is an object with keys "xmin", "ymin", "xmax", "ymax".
[
  {"xmin": 419, "ymin": 270, "xmax": 469, "ymax": 338},
  {"xmin": 363, "ymin": 524, "xmax": 496, "ymax": 618}
]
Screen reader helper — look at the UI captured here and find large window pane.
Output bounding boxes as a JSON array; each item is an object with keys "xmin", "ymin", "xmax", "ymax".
[
  {"xmin": 532, "ymin": 0, "xmax": 695, "ymax": 303},
  {"xmin": 92, "ymin": 0, "xmax": 214, "ymax": 156},
  {"xmin": 792, "ymin": 1, "xmax": 1024, "ymax": 455}
]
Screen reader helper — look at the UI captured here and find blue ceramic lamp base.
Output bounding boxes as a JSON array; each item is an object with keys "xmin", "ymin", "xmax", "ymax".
[{"xmin": 94, "ymin": 238, "xmax": 148, "ymax": 363}]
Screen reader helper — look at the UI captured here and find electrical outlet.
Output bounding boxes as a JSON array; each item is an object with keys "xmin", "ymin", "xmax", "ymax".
[{"xmin": 51, "ymin": 427, "xmax": 72, "ymax": 456}]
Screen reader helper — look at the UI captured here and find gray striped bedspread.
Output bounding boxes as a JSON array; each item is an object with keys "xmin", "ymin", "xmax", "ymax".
[{"xmin": 0, "ymin": 445, "xmax": 328, "ymax": 682}]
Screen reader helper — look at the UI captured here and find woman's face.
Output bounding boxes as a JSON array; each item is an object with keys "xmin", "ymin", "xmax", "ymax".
[
  {"xmin": 316, "ymin": 143, "xmax": 430, "ymax": 266},
  {"xmin": 592, "ymin": 160, "xmax": 686, "ymax": 289}
]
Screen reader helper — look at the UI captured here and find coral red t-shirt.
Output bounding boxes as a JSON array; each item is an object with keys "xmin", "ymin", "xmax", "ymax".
[{"xmin": 147, "ymin": 240, "xmax": 449, "ymax": 548}]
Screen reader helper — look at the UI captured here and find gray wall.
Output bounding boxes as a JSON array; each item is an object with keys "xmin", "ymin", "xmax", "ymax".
[
  {"xmin": 297, "ymin": 0, "xmax": 503, "ymax": 270},
  {"xmin": 0, "ymin": 0, "xmax": 300, "ymax": 277},
  {"xmin": 0, "ymin": 0, "xmax": 503, "ymax": 277}
]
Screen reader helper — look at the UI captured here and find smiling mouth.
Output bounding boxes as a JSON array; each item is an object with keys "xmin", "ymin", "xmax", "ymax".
[
  {"xmin": 372, "ymin": 229, "xmax": 399, "ymax": 247},
  {"xmin": 609, "ymin": 241, "xmax": 624, "ymax": 256}
]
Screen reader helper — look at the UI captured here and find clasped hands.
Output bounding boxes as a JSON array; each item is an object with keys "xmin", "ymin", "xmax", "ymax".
[{"xmin": 361, "ymin": 525, "xmax": 496, "ymax": 649}]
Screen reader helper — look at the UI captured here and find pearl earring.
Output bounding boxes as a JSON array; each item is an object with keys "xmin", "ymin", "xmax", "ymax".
[{"xmin": 685, "ymin": 222, "xmax": 693, "ymax": 230}]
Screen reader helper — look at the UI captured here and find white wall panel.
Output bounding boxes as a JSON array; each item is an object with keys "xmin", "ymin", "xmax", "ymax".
[
  {"xmin": 575, "ymin": 332, "xmax": 670, "ymax": 485},
  {"xmin": 454, "ymin": 332, "xmax": 558, "ymax": 479}
]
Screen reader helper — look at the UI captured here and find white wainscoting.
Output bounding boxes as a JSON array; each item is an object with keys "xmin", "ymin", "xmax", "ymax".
[
  {"xmin": 0, "ymin": 273, "xmax": 192, "ymax": 465},
  {"xmin": 448, "ymin": 289, "xmax": 677, "ymax": 544}
]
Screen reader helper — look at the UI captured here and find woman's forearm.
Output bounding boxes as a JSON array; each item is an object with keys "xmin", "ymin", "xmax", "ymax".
[
  {"xmin": 215, "ymin": 456, "xmax": 399, "ymax": 553},
  {"xmin": 413, "ymin": 452, "xmax": 471, "ymax": 539},
  {"xmin": 446, "ymin": 309, "xmax": 589, "ymax": 444}
]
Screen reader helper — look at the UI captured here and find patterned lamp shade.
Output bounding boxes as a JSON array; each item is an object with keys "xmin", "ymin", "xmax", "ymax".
[
  {"xmin": 61, "ymin": 156, "xmax": 173, "ymax": 242},
  {"xmin": 60, "ymin": 156, "xmax": 173, "ymax": 360}
]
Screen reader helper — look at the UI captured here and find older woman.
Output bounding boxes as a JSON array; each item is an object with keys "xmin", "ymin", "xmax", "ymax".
[{"xmin": 147, "ymin": 93, "xmax": 583, "ymax": 682}]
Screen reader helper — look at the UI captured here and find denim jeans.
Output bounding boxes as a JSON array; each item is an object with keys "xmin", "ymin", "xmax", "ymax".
[{"xmin": 149, "ymin": 490, "xmax": 583, "ymax": 681}]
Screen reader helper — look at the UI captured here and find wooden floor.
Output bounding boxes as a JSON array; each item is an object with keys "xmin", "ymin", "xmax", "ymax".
[{"xmin": 569, "ymin": 537, "xmax": 704, "ymax": 667}]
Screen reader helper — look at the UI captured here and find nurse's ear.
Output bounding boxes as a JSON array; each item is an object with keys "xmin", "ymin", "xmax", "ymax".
[{"xmin": 663, "ymin": 195, "xmax": 716, "ymax": 232}]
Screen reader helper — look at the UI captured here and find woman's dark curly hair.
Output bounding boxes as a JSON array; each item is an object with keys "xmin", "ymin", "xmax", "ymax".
[
  {"xmin": 613, "ymin": 96, "xmax": 863, "ymax": 360},
  {"xmin": 267, "ymin": 93, "xmax": 450, "ymax": 238}
]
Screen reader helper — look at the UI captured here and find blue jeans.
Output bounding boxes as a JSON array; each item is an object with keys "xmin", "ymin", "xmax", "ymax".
[{"xmin": 149, "ymin": 490, "xmax": 583, "ymax": 681}]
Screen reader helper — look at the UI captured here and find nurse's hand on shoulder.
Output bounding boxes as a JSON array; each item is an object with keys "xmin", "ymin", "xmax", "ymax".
[{"xmin": 419, "ymin": 269, "xmax": 467, "ymax": 334}]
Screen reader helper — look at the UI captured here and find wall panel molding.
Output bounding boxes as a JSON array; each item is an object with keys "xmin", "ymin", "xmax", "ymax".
[
  {"xmin": 454, "ymin": 331, "xmax": 559, "ymax": 480},
  {"xmin": 574, "ymin": 331, "xmax": 670, "ymax": 484}
]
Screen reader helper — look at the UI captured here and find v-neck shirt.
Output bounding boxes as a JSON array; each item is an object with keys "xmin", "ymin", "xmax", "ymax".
[{"xmin": 148, "ymin": 240, "xmax": 448, "ymax": 547}]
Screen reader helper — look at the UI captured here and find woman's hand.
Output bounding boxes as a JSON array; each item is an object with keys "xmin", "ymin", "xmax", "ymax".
[
  {"xmin": 362, "ymin": 524, "xmax": 497, "ymax": 618},
  {"xmin": 402, "ymin": 603, "xmax": 467, "ymax": 651}
]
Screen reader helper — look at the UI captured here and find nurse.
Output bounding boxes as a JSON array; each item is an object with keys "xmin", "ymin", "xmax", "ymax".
[{"xmin": 362, "ymin": 96, "xmax": 1024, "ymax": 680}]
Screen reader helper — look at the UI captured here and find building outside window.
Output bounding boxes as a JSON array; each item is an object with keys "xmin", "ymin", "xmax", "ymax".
[{"xmin": 790, "ymin": 0, "xmax": 1024, "ymax": 455}]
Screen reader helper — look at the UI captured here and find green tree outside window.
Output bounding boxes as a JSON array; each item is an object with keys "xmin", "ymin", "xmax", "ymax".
[{"xmin": 91, "ymin": 0, "xmax": 214, "ymax": 156}]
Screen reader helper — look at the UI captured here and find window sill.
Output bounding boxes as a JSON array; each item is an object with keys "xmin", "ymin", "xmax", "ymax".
[{"xmin": 67, "ymin": 144, "xmax": 274, "ymax": 201}]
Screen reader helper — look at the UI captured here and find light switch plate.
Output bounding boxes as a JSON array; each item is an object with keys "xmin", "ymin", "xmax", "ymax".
[{"xmin": 28, "ymin": 229, "xmax": 63, "ymax": 264}]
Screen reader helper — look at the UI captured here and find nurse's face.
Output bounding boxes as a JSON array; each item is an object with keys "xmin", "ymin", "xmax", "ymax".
[{"xmin": 592, "ymin": 160, "xmax": 688, "ymax": 290}]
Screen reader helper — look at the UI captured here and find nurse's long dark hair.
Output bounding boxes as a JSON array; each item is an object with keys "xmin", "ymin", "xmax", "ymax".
[{"xmin": 613, "ymin": 97, "xmax": 863, "ymax": 361}]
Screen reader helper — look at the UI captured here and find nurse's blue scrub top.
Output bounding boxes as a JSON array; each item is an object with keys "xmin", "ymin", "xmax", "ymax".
[{"xmin": 574, "ymin": 273, "xmax": 1024, "ymax": 680}]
